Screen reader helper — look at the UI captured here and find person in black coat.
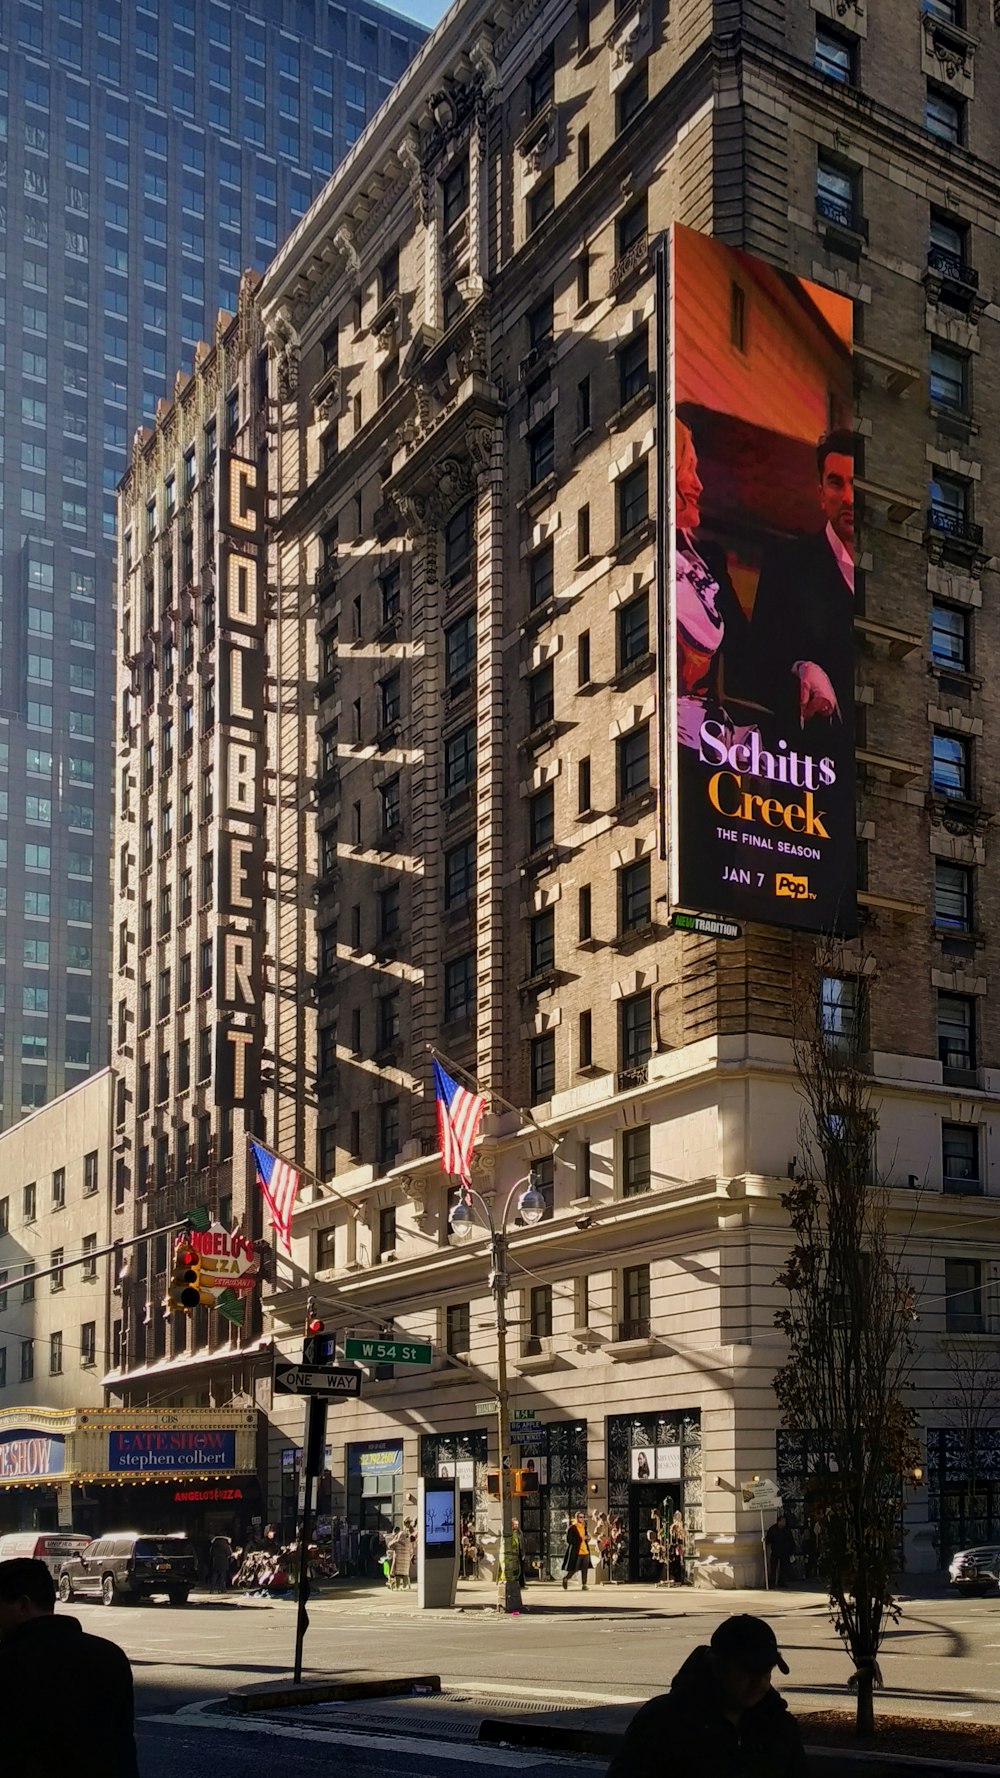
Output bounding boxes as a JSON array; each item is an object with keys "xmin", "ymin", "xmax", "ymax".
[
  {"xmin": 607, "ymin": 1614, "xmax": 806, "ymax": 1778},
  {"xmin": 0, "ymin": 1557, "xmax": 140, "ymax": 1777},
  {"xmin": 748, "ymin": 428, "xmax": 856, "ymax": 750}
]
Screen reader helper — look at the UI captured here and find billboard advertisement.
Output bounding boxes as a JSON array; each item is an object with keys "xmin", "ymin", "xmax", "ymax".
[{"xmin": 666, "ymin": 225, "xmax": 856, "ymax": 936}]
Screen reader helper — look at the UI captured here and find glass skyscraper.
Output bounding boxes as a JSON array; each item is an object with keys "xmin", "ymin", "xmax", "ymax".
[{"xmin": 0, "ymin": 0, "xmax": 425, "ymax": 1129}]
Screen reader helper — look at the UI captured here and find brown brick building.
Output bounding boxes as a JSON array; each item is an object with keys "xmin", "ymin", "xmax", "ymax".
[{"xmin": 110, "ymin": 0, "xmax": 1000, "ymax": 1575}]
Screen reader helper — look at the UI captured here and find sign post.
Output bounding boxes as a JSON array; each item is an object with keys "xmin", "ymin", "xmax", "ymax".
[
  {"xmin": 741, "ymin": 1478, "xmax": 782, "ymax": 1591},
  {"xmin": 274, "ymin": 1348, "xmax": 363, "ymax": 1684}
]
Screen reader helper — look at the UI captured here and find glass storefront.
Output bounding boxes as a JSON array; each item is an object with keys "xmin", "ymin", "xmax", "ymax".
[
  {"xmin": 346, "ymin": 1439, "xmax": 404, "ymax": 1538},
  {"xmin": 608, "ymin": 1411, "xmax": 702, "ymax": 1582},
  {"xmin": 514, "ymin": 1419, "xmax": 588, "ymax": 1581},
  {"xmin": 928, "ymin": 1426, "xmax": 1000, "ymax": 1565}
]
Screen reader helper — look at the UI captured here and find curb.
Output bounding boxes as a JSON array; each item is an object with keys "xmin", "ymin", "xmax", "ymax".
[
  {"xmin": 477, "ymin": 1719, "xmax": 1000, "ymax": 1776},
  {"xmin": 226, "ymin": 1673, "xmax": 441, "ymax": 1713}
]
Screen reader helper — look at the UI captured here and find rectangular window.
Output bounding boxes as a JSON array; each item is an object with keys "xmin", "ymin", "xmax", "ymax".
[
  {"xmin": 529, "ymin": 786, "xmax": 555, "ymax": 851},
  {"xmin": 621, "ymin": 1263, "xmax": 651, "ymax": 1339},
  {"xmin": 616, "ymin": 592, "xmax": 650, "ymax": 669},
  {"xmin": 50, "ymin": 1332, "xmax": 64, "ymax": 1376},
  {"xmin": 530, "ymin": 909, "xmax": 555, "ymax": 976},
  {"xmin": 83, "ymin": 1151, "xmax": 98, "ymax": 1196},
  {"xmin": 930, "ymin": 473, "xmax": 969, "ymax": 527},
  {"xmin": 445, "ymin": 1302, "xmax": 470, "ymax": 1357},
  {"xmin": 443, "ymin": 500, "xmax": 474, "ymax": 580},
  {"xmin": 935, "ymin": 860, "xmax": 972, "ymax": 932},
  {"xmin": 21, "ymin": 1341, "xmax": 34, "ymax": 1384},
  {"xmin": 578, "ymin": 883, "xmax": 592, "ymax": 940},
  {"xmin": 931, "ymin": 604, "xmax": 969, "ymax": 672},
  {"xmin": 943, "ymin": 1123, "xmax": 980, "ymax": 1195},
  {"xmin": 619, "ymin": 857, "xmax": 652, "ymax": 932},
  {"xmin": 51, "ymin": 1249, "xmax": 65, "ymax": 1292},
  {"xmin": 445, "ymin": 612, "xmax": 476, "ymax": 686},
  {"xmin": 444, "ymin": 953, "xmax": 475, "ymax": 1022},
  {"xmin": 816, "ymin": 155, "xmax": 857, "ymax": 229},
  {"xmin": 945, "ymin": 1257, "xmax": 982, "ymax": 1332},
  {"xmin": 528, "ymin": 291, "xmax": 554, "ymax": 351},
  {"xmin": 619, "ymin": 990, "xmax": 652, "ymax": 1071},
  {"xmin": 618, "ymin": 328, "xmax": 649, "ymax": 407},
  {"xmin": 622, "ymin": 1124, "xmax": 651, "ymax": 1196},
  {"xmin": 932, "ymin": 731, "xmax": 970, "ymax": 799},
  {"xmin": 528, "ymin": 52, "xmax": 554, "ymax": 118},
  {"xmin": 81, "ymin": 1322, "xmax": 96, "ymax": 1367},
  {"xmin": 819, "ymin": 975, "xmax": 857, "ymax": 1052},
  {"xmin": 577, "ymin": 756, "xmax": 592, "ymax": 814},
  {"xmin": 23, "ymin": 1181, "xmax": 37, "ymax": 1223},
  {"xmin": 441, "ymin": 156, "xmax": 469, "ymax": 233},
  {"xmin": 529, "ymin": 543, "xmax": 554, "ymax": 610},
  {"xmin": 444, "ymin": 724, "xmax": 476, "ymax": 794},
  {"xmin": 579, "ymin": 1008, "xmax": 593, "ymax": 1068},
  {"xmin": 926, "ymin": 85, "xmax": 963, "ymax": 145},
  {"xmin": 576, "ymin": 376, "xmax": 591, "ymax": 434},
  {"xmin": 938, "ymin": 991, "xmax": 975, "ymax": 1070},
  {"xmin": 527, "ymin": 176, "xmax": 555, "ymax": 233},
  {"xmin": 528, "ymin": 415, "xmax": 555, "ymax": 487},
  {"xmin": 617, "ymin": 65, "xmax": 647, "ymax": 131},
  {"xmin": 530, "ymin": 1032, "xmax": 556, "ymax": 1102},
  {"xmin": 51, "ymin": 1169, "xmax": 65, "ymax": 1210},
  {"xmin": 618, "ymin": 463, "xmax": 649, "ymax": 537},
  {"xmin": 930, "ymin": 344, "xmax": 967, "ymax": 413},
  {"xmin": 578, "ymin": 628, "xmax": 592, "ymax": 684},
  {"xmin": 377, "ymin": 1099, "xmax": 400, "ymax": 1165},
  {"xmin": 378, "ymin": 1205, "xmax": 397, "ymax": 1256},
  {"xmin": 529, "ymin": 1283, "xmax": 553, "ymax": 1340},
  {"xmin": 616, "ymin": 196, "xmax": 647, "ymax": 259},
  {"xmin": 814, "ymin": 25, "xmax": 855, "ymax": 82},
  {"xmin": 444, "ymin": 840, "xmax": 474, "ymax": 910},
  {"xmin": 528, "ymin": 663, "xmax": 555, "ymax": 729},
  {"xmin": 617, "ymin": 725, "xmax": 651, "ymax": 799}
]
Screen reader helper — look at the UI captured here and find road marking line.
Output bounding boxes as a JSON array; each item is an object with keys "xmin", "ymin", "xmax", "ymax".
[{"xmin": 139, "ymin": 1712, "xmax": 562, "ymax": 1766}]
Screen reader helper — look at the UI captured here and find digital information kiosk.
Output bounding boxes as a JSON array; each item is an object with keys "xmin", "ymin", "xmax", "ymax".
[{"xmin": 417, "ymin": 1475, "xmax": 459, "ymax": 1609}]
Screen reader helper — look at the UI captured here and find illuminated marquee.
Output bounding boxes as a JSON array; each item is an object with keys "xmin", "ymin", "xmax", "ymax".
[{"xmin": 214, "ymin": 452, "xmax": 265, "ymax": 1110}]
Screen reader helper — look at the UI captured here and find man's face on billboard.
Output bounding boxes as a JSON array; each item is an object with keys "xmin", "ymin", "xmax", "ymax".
[{"xmin": 819, "ymin": 451, "xmax": 854, "ymax": 547}]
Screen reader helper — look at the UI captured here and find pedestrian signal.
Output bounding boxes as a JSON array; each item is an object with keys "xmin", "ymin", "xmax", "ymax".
[
  {"xmin": 513, "ymin": 1469, "xmax": 539, "ymax": 1496},
  {"xmin": 170, "ymin": 1242, "xmax": 203, "ymax": 1312}
]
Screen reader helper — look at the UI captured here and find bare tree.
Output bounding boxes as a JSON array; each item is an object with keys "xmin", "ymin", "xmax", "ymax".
[{"xmin": 774, "ymin": 958, "xmax": 919, "ymax": 1738}]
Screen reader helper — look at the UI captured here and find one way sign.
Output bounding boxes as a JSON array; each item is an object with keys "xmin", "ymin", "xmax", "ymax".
[{"xmin": 273, "ymin": 1359, "xmax": 363, "ymax": 1398}]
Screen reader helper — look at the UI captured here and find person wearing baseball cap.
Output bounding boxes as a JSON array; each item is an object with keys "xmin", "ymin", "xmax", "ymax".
[{"xmin": 607, "ymin": 1614, "xmax": 806, "ymax": 1778}]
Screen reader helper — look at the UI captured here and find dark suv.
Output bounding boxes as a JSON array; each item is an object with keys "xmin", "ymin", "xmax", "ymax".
[{"xmin": 57, "ymin": 1533, "xmax": 198, "ymax": 1607}]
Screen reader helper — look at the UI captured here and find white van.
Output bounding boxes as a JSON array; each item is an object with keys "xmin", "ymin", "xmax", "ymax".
[{"xmin": 0, "ymin": 1531, "xmax": 92, "ymax": 1578}]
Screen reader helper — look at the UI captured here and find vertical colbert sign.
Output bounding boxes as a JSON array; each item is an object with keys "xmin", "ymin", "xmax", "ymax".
[
  {"xmin": 665, "ymin": 226, "xmax": 857, "ymax": 937},
  {"xmin": 215, "ymin": 451, "xmax": 265, "ymax": 1108}
]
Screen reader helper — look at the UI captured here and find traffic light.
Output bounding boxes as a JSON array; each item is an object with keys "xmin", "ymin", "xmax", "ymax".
[
  {"xmin": 513, "ymin": 1468, "xmax": 539, "ymax": 1496},
  {"xmin": 303, "ymin": 1318, "xmax": 338, "ymax": 1366},
  {"xmin": 169, "ymin": 1241, "xmax": 203, "ymax": 1312}
]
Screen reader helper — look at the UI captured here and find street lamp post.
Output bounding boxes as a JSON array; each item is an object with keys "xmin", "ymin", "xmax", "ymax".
[{"xmin": 449, "ymin": 1172, "xmax": 545, "ymax": 1614}]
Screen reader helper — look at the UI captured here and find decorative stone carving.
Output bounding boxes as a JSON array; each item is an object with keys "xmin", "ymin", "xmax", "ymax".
[
  {"xmin": 267, "ymin": 304, "xmax": 300, "ymax": 400},
  {"xmin": 607, "ymin": 0, "xmax": 653, "ymax": 91},
  {"xmin": 333, "ymin": 221, "xmax": 361, "ymax": 278}
]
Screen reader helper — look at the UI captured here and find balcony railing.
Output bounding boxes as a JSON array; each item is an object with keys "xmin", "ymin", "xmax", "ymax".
[
  {"xmin": 927, "ymin": 507, "xmax": 983, "ymax": 546},
  {"xmin": 927, "ymin": 244, "xmax": 979, "ymax": 290},
  {"xmin": 609, "ymin": 231, "xmax": 648, "ymax": 293},
  {"xmin": 617, "ymin": 1317, "xmax": 650, "ymax": 1341},
  {"xmin": 816, "ymin": 194, "xmax": 868, "ymax": 239},
  {"xmin": 616, "ymin": 1063, "xmax": 649, "ymax": 1092}
]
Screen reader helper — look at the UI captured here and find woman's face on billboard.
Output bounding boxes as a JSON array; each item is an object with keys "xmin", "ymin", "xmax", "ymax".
[{"xmin": 675, "ymin": 423, "xmax": 703, "ymax": 531}]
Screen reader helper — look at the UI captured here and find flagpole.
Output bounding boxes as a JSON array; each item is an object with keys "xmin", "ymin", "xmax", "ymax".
[
  {"xmin": 427, "ymin": 1046, "xmax": 556, "ymax": 1150},
  {"xmin": 248, "ymin": 1134, "xmax": 363, "ymax": 1219}
]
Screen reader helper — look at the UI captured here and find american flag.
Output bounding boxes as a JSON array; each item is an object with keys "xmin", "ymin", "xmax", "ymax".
[
  {"xmin": 433, "ymin": 1059, "xmax": 486, "ymax": 1186},
  {"xmin": 249, "ymin": 1139, "xmax": 301, "ymax": 1251}
]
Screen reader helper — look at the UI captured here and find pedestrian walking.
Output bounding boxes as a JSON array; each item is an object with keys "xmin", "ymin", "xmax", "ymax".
[
  {"xmin": 561, "ymin": 1511, "xmax": 591, "ymax": 1591},
  {"xmin": 387, "ymin": 1523, "xmax": 413, "ymax": 1590},
  {"xmin": 606, "ymin": 1614, "xmax": 805, "ymax": 1778},
  {"xmin": 764, "ymin": 1516, "xmax": 796, "ymax": 1589},
  {"xmin": 209, "ymin": 1533, "xmax": 233, "ymax": 1593},
  {"xmin": 668, "ymin": 1511, "xmax": 687, "ymax": 1586},
  {"xmin": 0, "ymin": 1556, "xmax": 140, "ymax": 1777}
]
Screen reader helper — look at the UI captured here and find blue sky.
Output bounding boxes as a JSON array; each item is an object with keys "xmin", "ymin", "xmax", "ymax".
[{"xmin": 395, "ymin": 0, "xmax": 451, "ymax": 26}]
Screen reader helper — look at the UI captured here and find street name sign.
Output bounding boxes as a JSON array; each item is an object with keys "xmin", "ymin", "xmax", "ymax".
[
  {"xmin": 475, "ymin": 1399, "xmax": 497, "ymax": 1415},
  {"xmin": 511, "ymin": 1409, "xmax": 536, "ymax": 1420},
  {"xmin": 274, "ymin": 1360, "xmax": 363, "ymax": 1397},
  {"xmin": 343, "ymin": 1337, "xmax": 432, "ymax": 1367}
]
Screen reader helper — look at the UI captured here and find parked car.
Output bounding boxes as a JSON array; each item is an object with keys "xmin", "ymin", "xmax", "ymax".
[
  {"xmin": 56, "ymin": 1532, "xmax": 198, "ymax": 1607},
  {"xmin": 0, "ymin": 1532, "xmax": 91, "ymax": 1580},
  {"xmin": 948, "ymin": 1545, "xmax": 1000, "ymax": 1594}
]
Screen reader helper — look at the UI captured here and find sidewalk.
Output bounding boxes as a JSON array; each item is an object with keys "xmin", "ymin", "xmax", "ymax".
[{"xmin": 226, "ymin": 1573, "xmax": 955, "ymax": 1615}]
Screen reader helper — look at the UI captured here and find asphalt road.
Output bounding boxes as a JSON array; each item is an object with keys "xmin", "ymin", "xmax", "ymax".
[{"xmin": 56, "ymin": 1579, "xmax": 1000, "ymax": 1772}]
